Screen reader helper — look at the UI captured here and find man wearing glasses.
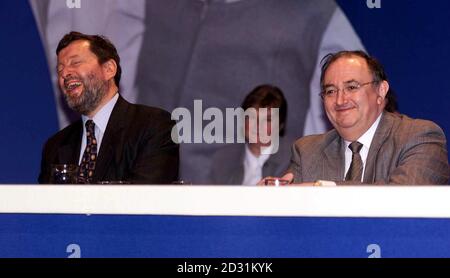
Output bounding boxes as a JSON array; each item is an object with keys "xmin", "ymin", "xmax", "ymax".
[{"xmin": 277, "ymin": 50, "xmax": 449, "ymax": 185}]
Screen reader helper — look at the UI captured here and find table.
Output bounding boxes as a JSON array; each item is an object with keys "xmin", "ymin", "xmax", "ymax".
[{"xmin": 0, "ymin": 185, "xmax": 449, "ymax": 257}]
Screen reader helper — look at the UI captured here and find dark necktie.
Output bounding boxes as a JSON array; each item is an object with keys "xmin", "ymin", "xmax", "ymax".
[
  {"xmin": 345, "ymin": 141, "xmax": 363, "ymax": 182},
  {"xmin": 77, "ymin": 120, "xmax": 98, "ymax": 184}
]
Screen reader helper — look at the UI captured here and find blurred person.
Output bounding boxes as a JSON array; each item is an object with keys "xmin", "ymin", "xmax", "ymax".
[{"xmin": 210, "ymin": 85, "xmax": 291, "ymax": 185}]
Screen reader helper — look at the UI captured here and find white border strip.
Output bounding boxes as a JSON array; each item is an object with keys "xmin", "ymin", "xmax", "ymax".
[{"xmin": 0, "ymin": 185, "xmax": 449, "ymax": 218}]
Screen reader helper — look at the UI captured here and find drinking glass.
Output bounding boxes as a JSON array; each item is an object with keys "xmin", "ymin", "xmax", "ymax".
[
  {"xmin": 264, "ymin": 178, "xmax": 290, "ymax": 186},
  {"xmin": 50, "ymin": 164, "xmax": 78, "ymax": 184}
]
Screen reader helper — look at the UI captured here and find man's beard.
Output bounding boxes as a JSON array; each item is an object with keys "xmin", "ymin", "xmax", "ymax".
[{"xmin": 62, "ymin": 73, "xmax": 109, "ymax": 115}]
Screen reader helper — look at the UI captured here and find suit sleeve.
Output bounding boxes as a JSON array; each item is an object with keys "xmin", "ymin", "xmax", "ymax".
[
  {"xmin": 287, "ymin": 144, "xmax": 304, "ymax": 184},
  {"xmin": 337, "ymin": 121, "xmax": 449, "ymax": 185},
  {"xmin": 38, "ymin": 140, "xmax": 52, "ymax": 184},
  {"xmin": 128, "ymin": 111, "xmax": 179, "ymax": 184},
  {"xmin": 385, "ymin": 122, "xmax": 449, "ymax": 185}
]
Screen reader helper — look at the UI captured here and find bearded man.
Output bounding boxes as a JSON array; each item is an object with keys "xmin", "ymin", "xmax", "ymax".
[{"xmin": 38, "ymin": 31, "xmax": 179, "ymax": 184}]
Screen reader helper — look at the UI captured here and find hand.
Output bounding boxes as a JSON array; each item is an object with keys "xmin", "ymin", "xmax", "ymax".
[
  {"xmin": 281, "ymin": 172, "xmax": 294, "ymax": 183},
  {"xmin": 257, "ymin": 172, "xmax": 294, "ymax": 186}
]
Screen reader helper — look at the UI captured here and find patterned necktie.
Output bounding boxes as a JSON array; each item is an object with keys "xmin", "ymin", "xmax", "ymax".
[
  {"xmin": 345, "ymin": 141, "xmax": 363, "ymax": 182},
  {"xmin": 77, "ymin": 120, "xmax": 97, "ymax": 184}
]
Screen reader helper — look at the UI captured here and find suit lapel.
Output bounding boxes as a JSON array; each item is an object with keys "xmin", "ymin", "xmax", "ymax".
[
  {"xmin": 263, "ymin": 155, "xmax": 280, "ymax": 177},
  {"xmin": 263, "ymin": 137, "xmax": 290, "ymax": 177},
  {"xmin": 363, "ymin": 112, "xmax": 394, "ymax": 183},
  {"xmin": 94, "ymin": 96, "xmax": 128, "ymax": 181},
  {"xmin": 233, "ymin": 146, "xmax": 245, "ymax": 184},
  {"xmin": 57, "ymin": 120, "xmax": 82, "ymax": 165},
  {"xmin": 322, "ymin": 130, "xmax": 346, "ymax": 181}
]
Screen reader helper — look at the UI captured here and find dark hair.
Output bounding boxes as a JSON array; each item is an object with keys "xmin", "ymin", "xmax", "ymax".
[
  {"xmin": 56, "ymin": 31, "xmax": 122, "ymax": 86},
  {"xmin": 320, "ymin": 50, "xmax": 395, "ymax": 111},
  {"xmin": 241, "ymin": 84, "xmax": 288, "ymax": 136},
  {"xmin": 384, "ymin": 87, "xmax": 399, "ymax": 113},
  {"xmin": 320, "ymin": 50, "xmax": 388, "ymax": 90}
]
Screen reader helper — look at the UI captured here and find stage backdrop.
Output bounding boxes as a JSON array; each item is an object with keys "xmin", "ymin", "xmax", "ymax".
[{"xmin": 0, "ymin": 0, "xmax": 449, "ymax": 183}]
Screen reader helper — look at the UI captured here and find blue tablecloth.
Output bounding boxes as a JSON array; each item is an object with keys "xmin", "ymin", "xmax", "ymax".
[{"xmin": 1, "ymin": 214, "xmax": 449, "ymax": 258}]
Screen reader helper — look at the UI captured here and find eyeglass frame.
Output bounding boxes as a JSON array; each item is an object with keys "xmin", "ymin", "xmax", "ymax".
[{"xmin": 319, "ymin": 80, "xmax": 380, "ymax": 100}]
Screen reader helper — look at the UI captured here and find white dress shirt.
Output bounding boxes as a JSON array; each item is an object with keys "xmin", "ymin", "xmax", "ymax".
[
  {"xmin": 79, "ymin": 94, "xmax": 119, "ymax": 164},
  {"xmin": 242, "ymin": 144, "xmax": 272, "ymax": 185}
]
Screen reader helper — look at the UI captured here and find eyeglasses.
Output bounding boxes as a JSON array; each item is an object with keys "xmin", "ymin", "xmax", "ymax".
[{"xmin": 320, "ymin": 80, "xmax": 379, "ymax": 100}]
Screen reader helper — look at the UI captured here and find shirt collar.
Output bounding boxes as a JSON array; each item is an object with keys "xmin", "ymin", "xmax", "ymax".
[
  {"xmin": 244, "ymin": 144, "xmax": 272, "ymax": 167},
  {"xmin": 81, "ymin": 93, "xmax": 119, "ymax": 133},
  {"xmin": 345, "ymin": 112, "xmax": 383, "ymax": 148}
]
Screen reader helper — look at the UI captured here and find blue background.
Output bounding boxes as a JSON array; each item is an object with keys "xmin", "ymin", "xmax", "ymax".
[
  {"xmin": 0, "ymin": 0, "xmax": 449, "ymax": 183},
  {"xmin": 0, "ymin": 214, "xmax": 449, "ymax": 258}
]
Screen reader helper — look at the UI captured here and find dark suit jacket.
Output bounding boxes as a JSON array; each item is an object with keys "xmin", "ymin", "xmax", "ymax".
[
  {"xmin": 288, "ymin": 112, "xmax": 449, "ymax": 185},
  {"xmin": 209, "ymin": 137, "xmax": 292, "ymax": 185},
  {"xmin": 38, "ymin": 96, "xmax": 179, "ymax": 184}
]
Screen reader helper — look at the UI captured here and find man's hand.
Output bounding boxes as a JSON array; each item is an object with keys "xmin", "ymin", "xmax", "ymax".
[
  {"xmin": 281, "ymin": 172, "xmax": 294, "ymax": 183},
  {"xmin": 257, "ymin": 173, "xmax": 319, "ymax": 186},
  {"xmin": 257, "ymin": 172, "xmax": 294, "ymax": 186}
]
